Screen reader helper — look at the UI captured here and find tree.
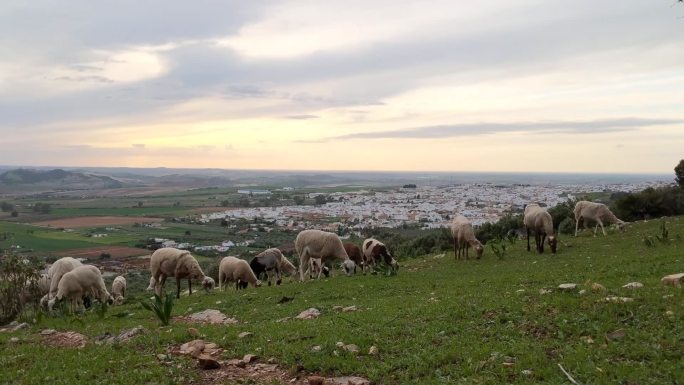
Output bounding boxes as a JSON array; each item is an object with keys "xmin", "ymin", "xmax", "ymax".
[
  {"xmin": 32, "ymin": 202, "xmax": 51, "ymax": 214},
  {"xmin": 314, "ymin": 195, "xmax": 327, "ymax": 205},
  {"xmin": 0, "ymin": 202, "xmax": 14, "ymax": 212},
  {"xmin": 10, "ymin": 211, "xmax": 18, "ymax": 217},
  {"xmin": 293, "ymin": 196, "xmax": 305, "ymax": 205},
  {"xmin": 675, "ymin": 159, "xmax": 684, "ymax": 188}
]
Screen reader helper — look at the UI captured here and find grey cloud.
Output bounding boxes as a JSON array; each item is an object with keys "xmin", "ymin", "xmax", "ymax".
[{"xmin": 321, "ymin": 118, "xmax": 684, "ymax": 141}]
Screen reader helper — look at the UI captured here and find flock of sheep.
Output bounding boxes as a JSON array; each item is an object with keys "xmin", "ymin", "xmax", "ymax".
[
  {"xmin": 34, "ymin": 200, "xmax": 624, "ymax": 312},
  {"xmin": 453, "ymin": 199, "xmax": 626, "ymax": 259}
]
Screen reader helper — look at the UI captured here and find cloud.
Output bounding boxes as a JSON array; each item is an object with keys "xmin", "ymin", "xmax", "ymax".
[
  {"xmin": 319, "ymin": 118, "xmax": 684, "ymax": 141},
  {"xmin": 283, "ymin": 114, "xmax": 319, "ymax": 120}
]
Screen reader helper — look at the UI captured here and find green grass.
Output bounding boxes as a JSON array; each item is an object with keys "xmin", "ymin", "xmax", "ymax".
[
  {"xmin": 2, "ymin": 218, "xmax": 684, "ymax": 384},
  {"xmin": 51, "ymin": 206, "xmax": 192, "ymax": 217}
]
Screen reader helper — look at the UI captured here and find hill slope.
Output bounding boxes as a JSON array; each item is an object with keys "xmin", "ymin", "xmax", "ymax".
[
  {"xmin": 1, "ymin": 217, "xmax": 683, "ymax": 384},
  {"xmin": 0, "ymin": 168, "xmax": 123, "ymax": 191}
]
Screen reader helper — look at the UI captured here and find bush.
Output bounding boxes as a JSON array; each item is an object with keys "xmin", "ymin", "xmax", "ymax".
[
  {"xmin": 613, "ymin": 186, "xmax": 683, "ymax": 221},
  {"xmin": 0, "ymin": 253, "xmax": 43, "ymax": 324}
]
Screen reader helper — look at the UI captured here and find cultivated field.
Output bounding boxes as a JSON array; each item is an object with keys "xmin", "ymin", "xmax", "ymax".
[
  {"xmin": 33, "ymin": 216, "xmax": 164, "ymax": 228},
  {"xmin": 1, "ymin": 217, "xmax": 683, "ymax": 384}
]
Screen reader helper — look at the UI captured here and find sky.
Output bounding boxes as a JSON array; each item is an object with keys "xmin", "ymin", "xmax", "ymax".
[{"xmin": 1, "ymin": 1, "xmax": 683, "ymax": 173}]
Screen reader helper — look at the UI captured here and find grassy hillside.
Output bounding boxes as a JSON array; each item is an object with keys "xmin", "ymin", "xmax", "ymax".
[{"xmin": 1, "ymin": 218, "xmax": 683, "ymax": 384}]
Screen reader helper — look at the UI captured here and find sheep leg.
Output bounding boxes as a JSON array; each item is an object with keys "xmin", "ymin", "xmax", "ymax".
[
  {"xmin": 157, "ymin": 275, "xmax": 167, "ymax": 297},
  {"xmin": 598, "ymin": 219, "xmax": 607, "ymax": 236},
  {"xmin": 176, "ymin": 277, "xmax": 181, "ymax": 299},
  {"xmin": 218, "ymin": 270, "xmax": 224, "ymax": 291},
  {"xmin": 453, "ymin": 238, "xmax": 458, "ymax": 260},
  {"xmin": 188, "ymin": 278, "xmax": 192, "ymax": 296},
  {"xmin": 539, "ymin": 233, "xmax": 545, "ymax": 253},
  {"xmin": 275, "ymin": 267, "xmax": 282, "ymax": 286},
  {"xmin": 526, "ymin": 227, "xmax": 531, "ymax": 252},
  {"xmin": 299, "ymin": 253, "xmax": 310, "ymax": 282}
]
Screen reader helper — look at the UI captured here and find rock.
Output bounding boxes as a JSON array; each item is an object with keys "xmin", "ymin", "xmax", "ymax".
[
  {"xmin": 308, "ymin": 376, "xmax": 325, "ymax": 385},
  {"xmin": 11, "ymin": 322, "xmax": 29, "ymax": 331},
  {"xmin": 521, "ymin": 369, "xmax": 533, "ymax": 376},
  {"xmin": 180, "ymin": 340, "xmax": 206, "ymax": 357},
  {"xmin": 604, "ymin": 296, "xmax": 634, "ymax": 303},
  {"xmin": 226, "ymin": 359, "xmax": 243, "ymax": 367},
  {"xmin": 333, "ymin": 306, "xmax": 344, "ymax": 312},
  {"xmin": 368, "ymin": 345, "xmax": 379, "ymax": 355},
  {"xmin": 343, "ymin": 344, "xmax": 360, "ymax": 354},
  {"xmin": 188, "ymin": 309, "xmax": 238, "ymax": 325},
  {"xmin": 329, "ymin": 376, "xmax": 371, "ymax": 385},
  {"xmin": 580, "ymin": 336, "xmax": 594, "ymax": 344},
  {"xmin": 578, "ymin": 289, "xmax": 587, "ymax": 296},
  {"xmin": 157, "ymin": 354, "xmax": 168, "ymax": 360},
  {"xmin": 40, "ymin": 329, "xmax": 57, "ymax": 336},
  {"xmin": 9, "ymin": 337, "xmax": 19, "ymax": 343},
  {"xmin": 591, "ymin": 282, "xmax": 606, "ymax": 292},
  {"xmin": 539, "ymin": 288, "xmax": 552, "ymax": 295},
  {"xmin": 267, "ymin": 357, "xmax": 277, "ymax": 364},
  {"xmin": 243, "ymin": 354, "xmax": 258, "ymax": 363},
  {"xmin": 187, "ymin": 327, "xmax": 200, "ymax": 338},
  {"xmin": 336, "ymin": 341, "xmax": 345, "ymax": 348},
  {"xmin": 276, "ymin": 317, "xmax": 292, "ymax": 323},
  {"xmin": 661, "ymin": 273, "xmax": 684, "ymax": 288},
  {"xmin": 503, "ymin": 362, "xmax": 515, "ymax": 368},
  {"xmin": 342, "ymin": 306, "xmax": 358, "ymax": 312},
  {"xmin": 43, "ymin": 331, "xmax": 88, "ymax": 348},
  {"xmin": 116, "ymin": 326, "xmax": 146, "ymax": 343},
  {"xmin": 623, "ymin": 282, "xmax": 644, "ymax": 289},
  {"xmin": 198, "ymin": 355, "xmax": 220, "ymax": 370},
  {"xmin": 238, "ymin": 331, "xmax": 253, "ymax": 339},
  {"xmin": 606, "ymin": 329, "xmax": 626, "ymax": 341},
  {"xmin": 665, "ymin": 310, "xmax": 674, "ymax": 316},
  {"xmin": 296, "ymin": 308, "xmax": 321, "ymax": 320},
  {"xmin": 311, "ymin": 345, "xmax": 322, "ymax": 352},
  {"xmin": 558, "ymin": 283, "xmax": 577, "ymax": 290}
]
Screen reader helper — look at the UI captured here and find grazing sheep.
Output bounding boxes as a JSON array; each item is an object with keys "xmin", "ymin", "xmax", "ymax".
[
  {"xmin": 295, "ymin": 229, "xmax": 355, "ymax": 281},
  {"xmin": 48, "ymin": 265, "xmax": 113, "ymax": 311},
  {"xmin": 111, "ymin": 275, "xmax": 126, "ymax": 305},
  {"xmin": 361, "ymin": 238, "xmax": 399, "ymax": 272},
  {"xmin": 343, "ymin": 243, "xmax": 364, "ymax": 273},
  {"xmin": 218, "ymin": 256, "xmax": 261, "ymax": 290},
  {"xmin": 149, "ymin": 248, "xmax": 213, "ymax": 299},
  {"xmin": 249, "ymin": 248, "xmax": 296, "ymax": 286},
  {"xmin": 451, "ymin": 215, "xmax": 484, "ymax": 260},
  {"xmin": 523, "ymin": 204, "xmax": 557, "ymax": 254},
  {"xmin": 574, "ymin": 201, "xmax": 626, "ymax": 236},
  {"xmin": 47, "ymin": 257, "xmax": 83, "ymax": 300}
]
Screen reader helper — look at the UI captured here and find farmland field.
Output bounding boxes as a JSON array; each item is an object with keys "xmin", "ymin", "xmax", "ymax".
[{"xmin": 1, "ymin": 217, "xmax": 683, "ymax": 384}]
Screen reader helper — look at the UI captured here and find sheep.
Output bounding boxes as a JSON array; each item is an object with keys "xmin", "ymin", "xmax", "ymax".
[
  {"xmin": 149, "ymin": 247, "xmax": 213, "ymax": 299},
  {"xmin": 343, "ymin": 243, "xmax": 364, "ymax": 274},
  {"xmin": 46, "ymin": 257, "xmax": 83, "ymax": 300},
  {"xmin": 574, "ymin": 200, "xmax": 626, "ymax": 236},
  {"xmin": 249, "ymin": 248, "xmax": 297, "ymax": 286},
  {"xmin": 218, "ymin": 256, "xmax": 261, "ymax": 290},
  {"xmin": 111, "ymin": 275, "xmax": 126, "ymax": 305},
  {"xmin": 523, "ymin": 203, "xmax": 557, "ymax": 254},
  {"xmin": 48, "ymin": 265, "xmax": 113, "ymax": 312},
  {"xmin": 361, "ymin": 238, "xmax": 398, "ymax": 272},
  {"xmin": 451, "ymin": 215, "xmax": 484, "ymax": 260},
  {"xmin": 307, "ymin": 257, "xmax": 330, "ymax": 279},
  {"xmin": 295, "ymin": 229, "xmax": 355, "ymax": 281}
]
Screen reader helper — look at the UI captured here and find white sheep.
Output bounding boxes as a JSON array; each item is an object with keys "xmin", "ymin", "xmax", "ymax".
[
  {"xmin": 574, "ymin": 200, "xmax": 626, "ymax": 236},
  {"xmin": 218, "ymin": 256, "xmax": 261, "ymax": 290},
  {"xmin": 48, "ymin": 265, "xmax": 113, "ymax": 312},
  {"xmin": 149, "ymin": 248, "xmax": 213, "ymax": 298},
  {"xmin": 451, "ymin": 215, "xmax": 484, "ymax": 260},
  {"xmin": 361, "ymin": 238, "xmax": 398, "ymax": 272},
  {"xmin": 46, "ymin": 257, "xmax": 83, "ymax": 300},
  {"xmin": 523, "ymin": 203, "xmax": 557, "ymax": 254},
  {"xmin": 295, "ymin": 229, "xmax": 355, "ymax": 281},
  {"xmin": 111, "ymin": 275, "xmax": 126, "ymax": 305}
]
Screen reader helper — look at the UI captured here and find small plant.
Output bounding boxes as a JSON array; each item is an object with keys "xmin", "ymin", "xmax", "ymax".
[
  {"xmin": 655, "ymin": 220, "xmax": 669, "ymax": 244},
  {"xmin": 489, "ymin": 238, "xmax": 507, "ymax": 260},
  {"xmin": 140, "ymin": 294, "xmax": 174, "ymax": 326},
  {"xmin": 643, "ymin": 236, "xmax": 656, "ymax": 248}
]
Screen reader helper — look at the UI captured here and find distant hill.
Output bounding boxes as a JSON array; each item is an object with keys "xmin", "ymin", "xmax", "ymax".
[{"xmin": 0, "ymin": 168, "xmax": 124, "ymax": 190}]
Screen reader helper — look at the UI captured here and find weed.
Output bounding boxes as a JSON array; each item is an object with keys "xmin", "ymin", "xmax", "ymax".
[{"xmin": 140, "ymin": 294, "xmax": 174, "ymax": 326}]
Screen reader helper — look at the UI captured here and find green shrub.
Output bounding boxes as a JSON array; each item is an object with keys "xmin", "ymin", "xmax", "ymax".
[
  {"xmin": 0, "ymin": 253, "xmax": 43, "ymax": 324},
  {"xmin": 140, "ymin": 294, "xmax": 174, "ymax": 326}
]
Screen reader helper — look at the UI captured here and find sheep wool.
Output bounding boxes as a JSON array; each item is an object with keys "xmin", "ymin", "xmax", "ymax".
[
  {"xmin": 451, "ymin": 215, "xmax": 484, "ymax": 260},
  {"xmin": 523, "ymin": 203, "xmax": 557, "ymax": 254},
  {"xmin": 574, "ymin": 201, "xmax": 626, "ymax": 236},
  {"xmin": 49, "ymin": 265, "xmax": 112, "ymax": 311},
  {"xmin": 218, "ymin": 256, "xmax": 260, "ymax": 290},
  {"xmin": 295, "ymin": 229, "xmax": 354, "ymax": 281},
  {"xmin": 47, "ymin": 257, "xmax": 83, "ymax": 299},
  {"xmin": 149, "ymin": 247, "xmax": 210, "ymax": 299},
  {"xmin": 111, "ymin": 275, "xmax": 126, "ymax": 305}
]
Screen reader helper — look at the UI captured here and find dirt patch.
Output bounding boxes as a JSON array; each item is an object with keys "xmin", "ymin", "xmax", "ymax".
[
  {"xmin": 43, "ymin": 331, "xmax": 88, "ymax": 348},
  {"xmin": 33, "ymin": 216, "xmax": 164, "ymax": 228},
  {"xmin": 175, "ymin": 309, "xmax": 238, "ymax": 325},
  {"xmin": 55, "ymin": 246, "xmax": 150, "ymax": 259}
]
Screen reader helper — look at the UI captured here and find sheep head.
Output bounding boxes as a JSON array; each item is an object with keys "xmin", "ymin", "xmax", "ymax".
[
  {"xmin": 202, "ymin": 276, "xmax": 215, "ymax": 292},
  {"xmin": 114, "ymin": 295, "xmax": 124, "ymax": 305},
  {"xmin": 342, "ymin": 260, "xmax": 356, "ymax": 276},
  {"xmin": 189, "ymin": 263, "xmax": 205, "ymax": 280},
  {"xmin": 548, "ymin": 235, "xmax": 557, "ymax": 254},
  {"xmin": 475, "ymin": 244, "xmax": 484, "ymax": 259},
  {"xmin": 616, "ymin": 220, "xmax": 626, "ymax": 232}
]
